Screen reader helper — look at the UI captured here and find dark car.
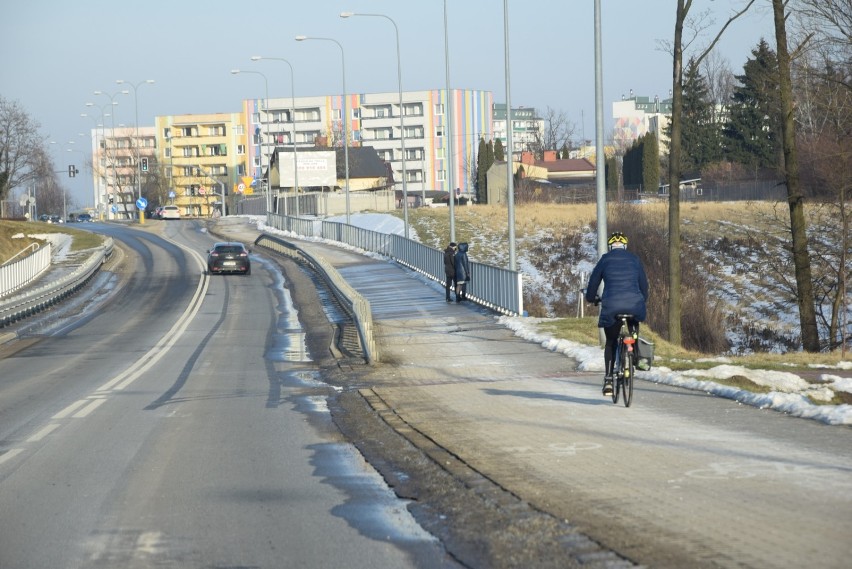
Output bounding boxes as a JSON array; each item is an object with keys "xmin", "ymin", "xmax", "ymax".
[
  {"xmin": 77, "ymin": 213, "xmax": 93, "ymax": 222},
  {"xmin": 207, "ymin": 242, "xmax": 251, "ymax": 275}
]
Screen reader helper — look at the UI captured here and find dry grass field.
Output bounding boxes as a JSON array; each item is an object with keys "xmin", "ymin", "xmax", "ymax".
[
  {"xmin": 0, "ymin": 221, "xmax": 102, "ymax": 264},
  {"xmin": 405, "ymin": 200, "xmax": 841, "ymax": 358}
]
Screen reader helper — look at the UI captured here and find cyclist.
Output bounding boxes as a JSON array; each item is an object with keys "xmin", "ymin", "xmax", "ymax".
[{"xmin": 584, "ymin": 231, "xmax": 649, "ymax": 396}]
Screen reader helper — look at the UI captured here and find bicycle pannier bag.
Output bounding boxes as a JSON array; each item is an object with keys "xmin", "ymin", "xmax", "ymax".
[{"xmin": 636, "ymin": 337, "xmax": 654, "ymax": 370}]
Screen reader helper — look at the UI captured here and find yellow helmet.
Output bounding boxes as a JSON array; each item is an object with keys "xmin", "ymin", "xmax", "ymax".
[{"xmin": 608, "ymin": 231, "xmax": 628, "ymax": 246}]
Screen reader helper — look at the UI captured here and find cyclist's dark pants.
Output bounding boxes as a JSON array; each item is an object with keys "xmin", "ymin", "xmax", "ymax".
[{"xmin": 604, "ymin": 318, "xmax": 639, "ymax": 376}]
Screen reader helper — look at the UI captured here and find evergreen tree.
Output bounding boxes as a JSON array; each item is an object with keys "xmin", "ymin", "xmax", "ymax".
[
  {"xmin": 476, "ymin": 137, "xmax": 487, "ymax": 203},
  {"xmin": 668, "ymin": 57, "xmax": 722, "ymax": 173},
  {"xmin": 605, "ymin": 155, "xmax": 618, "ymax": 193},
  {"xmin": 494, "ymin": 138, "xmax": 505, "ymax": 162},
  {"xmin": 560, "ymin": 142, "xmax": 570, "ymax": 159},
  {"xmin": 642, "ymin": 131, "xmax": 660, "ymax": 193},
  {"xmin": 723, "ymin": 39, "xmax": 783, "ymax": 170}
]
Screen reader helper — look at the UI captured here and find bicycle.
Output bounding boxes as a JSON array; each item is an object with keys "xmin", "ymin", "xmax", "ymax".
[{"xmin": 611, "ymin": 313, "xmax": 637, "ymax": 407}]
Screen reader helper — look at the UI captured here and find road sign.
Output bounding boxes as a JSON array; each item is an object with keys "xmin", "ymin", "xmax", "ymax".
[
  {"xmin": 169, "ymin": 191, "xmax": 175, "ymax": 198},
  {"xmin": 136, "ymin": 197, "xmax": 148, "ymax": 210},
  {"xmin": 111, "ymin": 205, "xmax": 118, "ymax": 214},
  {"xmin": 198, "ymin": 187, "xmax": 206, "ymax": 195}
]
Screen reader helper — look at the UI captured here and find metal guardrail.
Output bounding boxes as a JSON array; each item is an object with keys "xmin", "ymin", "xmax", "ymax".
[
  {"xmin": 268, "ymin": 212, "xmax": 524, "ymax": 316},
  {"xmin": 253, "ymin": 233, "xmax": 378, "ymax": 364},
  {"xmin": 0, "ymin": 238, "xmax": 114, "ymax": 328},
  {"xmin": 0, "ymin": 243, "xmax": 52, "ymax": 298}
]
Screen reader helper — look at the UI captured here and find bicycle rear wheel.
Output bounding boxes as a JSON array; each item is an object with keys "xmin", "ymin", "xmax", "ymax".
[
  {"xmin": 622, "ymin": 347, "xmax": 634, "ymax": 407},
  {"xmin": 612, "ymin": 345, "xmax": 622, "ymax": 404}
]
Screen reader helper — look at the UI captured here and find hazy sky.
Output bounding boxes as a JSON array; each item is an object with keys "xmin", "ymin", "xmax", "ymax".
[{"xmin": 1, "ymin": 0, "xmax": 775, "ymax": 208}]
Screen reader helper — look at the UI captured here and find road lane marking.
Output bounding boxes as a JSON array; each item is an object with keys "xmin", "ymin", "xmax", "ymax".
[
  {"xmin": 97, "ymin": 244, "xmax": 208, "ymax": 394},
  {"xmin": 73, "ymin": 398, "xmax": 106, "ymax": 418},
  {"xmin": 27, "ymin": 423, "xmax": 61, "ymax": 442},
  {"xmin": 53, "ymin": 399, "xmax": 91, "ymax": 419},
  {"xmin": 0, "ymin": 449, "xmax": 24, "ymax": 466}
]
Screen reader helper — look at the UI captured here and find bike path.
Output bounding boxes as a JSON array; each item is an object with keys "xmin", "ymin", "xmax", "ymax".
[{"xmin": 211, "ymin": 216, "xmax": 852, "ymax": 569}]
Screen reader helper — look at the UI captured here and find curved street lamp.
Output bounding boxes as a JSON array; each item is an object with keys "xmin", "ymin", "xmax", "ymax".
[
  {"xmin": 339, "ymin": 11, "xmax": 409, "ymax": 238},
  {"xmin": 116, "ymin": 79, "xmax": 154, "ymax": 217},
  {"xmin": 231, "ymin": 69, "xmax": 272, "ymax": 214},
  {"xmin": 93, "ymin": 90, "xmax": 127, "ymax": 219},
  {"xmin": 251, "ymin": 55, "xmax": 299, "ymax": 217},
  {"xmin": 295, "ymin": 34, "xmax": 350, "ymax": 224}
]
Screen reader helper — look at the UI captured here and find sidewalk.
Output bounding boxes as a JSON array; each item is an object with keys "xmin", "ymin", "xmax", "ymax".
[{"xmin": 211, "ymin": 216, "xmax": 852, "ymax": 569}]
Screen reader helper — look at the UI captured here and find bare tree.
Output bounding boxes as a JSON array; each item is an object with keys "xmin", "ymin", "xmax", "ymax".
[
  {"xmin": 792, "ymin": 0, "xmax": 852, "ymax": 90},
  {"xmin": 771, "ymin": 0, "xmax": 821, "ymax": 351},
  {"xmin": 666, "ymin": 0, "xmax": 757, "ymax": 346},
  {"xmin": 0, "ymin": 97, "xmax": 43, "ymax": 209},
  {"xmin": 701, "ymin": 49, "xmax": 736, "ymax": 124},
  {"xmin": 527, "ymin": 107, "xmax": 576, "ymax": 158}
]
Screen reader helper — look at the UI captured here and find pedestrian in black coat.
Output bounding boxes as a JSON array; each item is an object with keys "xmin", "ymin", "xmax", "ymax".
[
  {"xmin": 453, "ymin": 242, "xmax": 471, "ymax": 302},
  {"xmin": 443, "ymin": 242, "xmax": 457, "ymax": 302}
]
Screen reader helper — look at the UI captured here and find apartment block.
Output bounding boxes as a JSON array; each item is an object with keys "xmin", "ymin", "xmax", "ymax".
[
  {"xmin": 154, "ymin": 112, "xmax": 246, "ymax": 217},
  {"xmin": 492, "ymin": 104, "xmax": 545, "ymax": 159},
  {"xmin": 242, "ymin": 88, "xmax": 493, "ymax": 200},
  {"xmin": 89, "ymin": 126, "xmax": 156, "ymax": 219}
]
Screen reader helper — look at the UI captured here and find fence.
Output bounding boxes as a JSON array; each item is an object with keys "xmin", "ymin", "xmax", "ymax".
[
  {"xmin": 0, "ymin": 243, "xmax": 51, "ymax": 298},
  {"xmin": 265, "ymin": 212, "xmax": 524, "ymax": 316}
]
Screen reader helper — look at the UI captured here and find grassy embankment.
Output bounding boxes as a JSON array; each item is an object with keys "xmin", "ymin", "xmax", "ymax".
[
  {"xmin": 399, "ymin": 202, "xmax": 849, "ymax": 383},
  {"xmin": 0, "ymin": 221, "xmax": 102, "ymax": 264}
]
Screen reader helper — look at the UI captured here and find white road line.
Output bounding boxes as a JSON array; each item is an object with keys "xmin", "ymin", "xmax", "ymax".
[
  {"xmin": 27, "ymin": 423, "xmax": 61, "ymax": 442},
  {"xmin": 0, "ymin": 449, "xmax": 24, "ymax": 466},
  {"xmin": 53, "ymin": 399, "xmax": 91, "ymax": 419},
  {"xmin": 97, "ymin": 244, "xmax": 208, "ymax": 394},
  {"xmin": 72, "ymin": 398, "xmax": 107, "ymax": 418}
]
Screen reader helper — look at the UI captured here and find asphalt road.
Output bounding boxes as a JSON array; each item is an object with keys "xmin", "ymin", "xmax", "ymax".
[
  {"xmin": 0, "ymin": 220, "xmax": 456, "ymax": 569},
  {"xmin": 2, "ymin": 217, "xmax": 851, "ymax": 569}
]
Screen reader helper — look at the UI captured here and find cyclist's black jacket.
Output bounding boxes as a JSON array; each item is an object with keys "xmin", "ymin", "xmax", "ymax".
[{"xmin": 584, "ymin": 248, "xmax": 649, "ymax": 328}]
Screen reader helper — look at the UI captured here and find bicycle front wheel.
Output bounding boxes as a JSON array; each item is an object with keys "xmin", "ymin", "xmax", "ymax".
[
  {"xmin": 612, "ymin": 345, "xmax": 622, "ymax": 404},
  {"xmin": 622, "ymin": 349, "xmax": 635, "ymax": 407}
]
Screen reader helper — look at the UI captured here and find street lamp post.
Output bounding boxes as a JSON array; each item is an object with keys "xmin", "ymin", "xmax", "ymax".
[
  {"xmin": 251, "ymin": 55, "xmax": 299, "ymax": 217},
  {"xmin": 444, "ymin": 0, "xmax": 456, "ymax": 242},
  {"xmin": 231, "ymin": 69, "xmax": 272, "ymax": 215},
  {"xmin": 83, "ymin": 103, "xmax": 115, "ymax": 218},
  {"xmin": 295, "ymin": 34, "xmax": 350, "ymax": 224},
  {"xmin": 116, "ymin": 79, "xmax": 154, "ymax": 221},
  {"xmin": 92, "ymin": 89, "xmax": 127, "ymax": 219},
  {"xmin": 340, "ymin": 11, "xmax": 408, "ymax": 238}
]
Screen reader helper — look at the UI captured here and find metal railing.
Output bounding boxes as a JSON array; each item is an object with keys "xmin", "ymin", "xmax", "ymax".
[
  {"xmin": 0, "ymin": 239, "xmax": 114, "ymax": 328},
  {"xmin": 253, "ymin": 233, "xmax": 377, "ymax": 364},
  {"xmin": 0, "ymin": 243, "xmax": 52, "ymax": 298},
  {"xmin": 266, "ymin": 212, "xmax": 524, "ymax": 316}
]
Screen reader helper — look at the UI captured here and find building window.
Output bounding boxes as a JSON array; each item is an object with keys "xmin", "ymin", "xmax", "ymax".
[
  {"xmin": 237, "ymin": 144, "xmax": 246, "ymax": 155},
  {"xmin": 377, "ymin": 108, "xmax": 386, "ymax": 118},
  {"xmin": 404, "ymin": 103, "xmax": 423, "ymax": 116},
  {"xmin": 404, "ymin": 126, "xmax": 424, "ymax": 139},
  {"xmin": 163, "ymin": 127, "xmax": 171, "ymax": 139},
  {"xmin": 437, "ymin": 170, "xmax": 446, "ymax": 181},
  {"xmin": 435, "ymin": 147, "xmax": 445, "ymax": 159},
  {"xmin": 237, "ymin": 164, "xmax": 246, "ymax": 176},
  {"xmin": 434, "ymin": 103, "xmax": 444, "ymax": 115},
  {"xmin": 164, "ymin": 148, "xmax": 171, "ymax": 158},
  {"xmin": 406, "ymin": 170, "xmax": 422, "ymax": 182},
  {"xmin": 405, "ymin": 148, "xmax": 422, "ymax": 160},
  {"xmin": 351, "ymin": 108, "xmax": 360, "ymax": 119},
  {"xmin": 234, "ymin": 125, "xmax": 245, "ymax": 135},
  {"xmin": 332, "ymin": 109, "xmax": 341, "ymax": 120},
  {"xmin": 436, "ymin": 126, "xmax": 444, "ymax": 138}
]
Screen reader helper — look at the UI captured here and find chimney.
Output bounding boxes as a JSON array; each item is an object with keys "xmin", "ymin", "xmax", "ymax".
[
  {"xmin": 543, "ymin": 150, "xmax": 557, "ymax": 162},
  {"xmin": 521, "ymin": 151, "xmax": 534, "ymax": 165}
]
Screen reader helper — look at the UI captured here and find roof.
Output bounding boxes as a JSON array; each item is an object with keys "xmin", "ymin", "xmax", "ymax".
[{"xmin": 533, "ymin": 157, "xmax": 596, "ymax": 173}]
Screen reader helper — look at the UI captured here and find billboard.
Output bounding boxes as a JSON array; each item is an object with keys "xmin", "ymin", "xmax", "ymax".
[{"xmin": 278, "ymin": 150, "xmax": 336, "ymax": 188}]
